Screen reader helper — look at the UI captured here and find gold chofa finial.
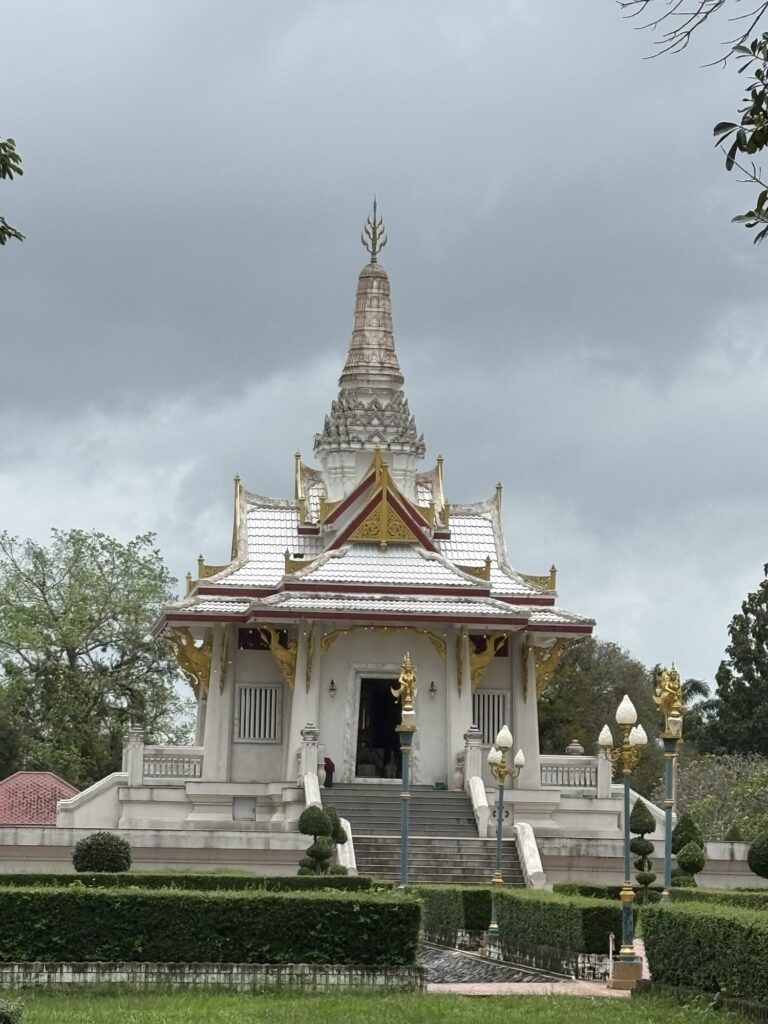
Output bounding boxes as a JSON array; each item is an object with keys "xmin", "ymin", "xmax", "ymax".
[{"xmin": 361, "ymin": 197, "xmax": 387, "ymax": 264}]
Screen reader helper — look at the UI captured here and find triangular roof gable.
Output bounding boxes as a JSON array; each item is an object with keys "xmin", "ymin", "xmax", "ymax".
[{"xmin": 329, "ymin": 454, "xmax": 436, "ymax": 552}]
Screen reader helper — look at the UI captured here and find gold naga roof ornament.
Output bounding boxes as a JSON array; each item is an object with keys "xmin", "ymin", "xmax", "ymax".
[
  {"xmin": 361, "ymin": 196, "xmax": 387, "ymax": 264},
  {"xmin": 168, "ymin": 627, "xmax": 214, "ymax": 701}
]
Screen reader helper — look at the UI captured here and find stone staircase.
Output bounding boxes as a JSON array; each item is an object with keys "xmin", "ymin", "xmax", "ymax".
[{"xmin": 325, "ymin": 784, "xmax": 524, "ymax": 885}]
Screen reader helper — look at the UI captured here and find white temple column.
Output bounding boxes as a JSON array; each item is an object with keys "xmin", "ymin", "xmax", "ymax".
[
  {"xmin": 445, "ymin": 626, "xmax": 472, "ymax": 787},
  {"xmin": 283, "ymin": 625, "xmax": 311, "ymax": 782},
  {"xmin": 194, "ymin": 697, "xmax": 207, "ymax": 747},
  {"xmin": 201, "ymin": 624, "xmax": 232, "ymax": 782},
  {"xmin": 511, "ymin": 633, "xmax": 542, "ymax": 790}
]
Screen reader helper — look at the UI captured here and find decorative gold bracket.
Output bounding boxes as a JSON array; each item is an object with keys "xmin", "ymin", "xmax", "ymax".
[
  {"xmin": 168, "ymin": 627, "xmax": 214, "ymax": 701},
  {"xmin": 520, "ymin": 565, "xmax": 557, "ymax": 591},
  {"xmin": 470, "ymin": 632, "xmax": 507, "ymax": 692},
  {"xmin": 255, "ymin": 626, "xmax": 298, "ymax": 690}
]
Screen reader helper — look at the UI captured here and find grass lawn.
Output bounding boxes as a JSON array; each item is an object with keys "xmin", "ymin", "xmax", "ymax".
[{"xmin": 10, "ymin": 991, "xmax": 743, "ymax": 1024}]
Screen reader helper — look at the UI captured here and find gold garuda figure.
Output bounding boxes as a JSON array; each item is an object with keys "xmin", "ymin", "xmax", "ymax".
[
  {"xmin": 654, "ymin": 663, "xmax": 684, "ymax": 725},
  {"xmin": 391, "ymin": 651, "xmax": 417, "ymax": 713}
]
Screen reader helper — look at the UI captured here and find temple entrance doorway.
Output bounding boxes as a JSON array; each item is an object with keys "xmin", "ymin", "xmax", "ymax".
[{"xmin": 355, "ymin": 677, "xmax": 402, "ymax": 779}]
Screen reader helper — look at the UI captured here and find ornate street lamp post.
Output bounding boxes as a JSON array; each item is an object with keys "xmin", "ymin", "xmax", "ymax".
[
  {"xmin": 599, "ymin": 695, "xmax": 647, "ymax": 961},
  {"xmin": 654, "ymin": 664, "xmax": 685, "ymax": 902},
  {"xmin": 487, "ymin": 725, "xmax": 525, "ymax": 935},
  {"xmin": 392, "ymin": 652, "xmax": 417, "ymax": 886}
]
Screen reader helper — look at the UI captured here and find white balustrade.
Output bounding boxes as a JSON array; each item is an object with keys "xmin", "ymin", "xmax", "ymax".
[
  {"xmin": 540, "ymin": 754, "xmax": 598, "ymax": 789},
  {"xmin": 143, "ymin": 745, "xmax": 204, "ymax": 782}
]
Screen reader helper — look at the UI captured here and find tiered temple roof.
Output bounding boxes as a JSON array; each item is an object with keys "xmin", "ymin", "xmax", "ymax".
[{"xmin": 157, "ymin": 206, "xmax": 593, "ymax": 639}]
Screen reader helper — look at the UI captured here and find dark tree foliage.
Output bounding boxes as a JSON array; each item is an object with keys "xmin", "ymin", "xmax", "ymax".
[
  {"xmin": 618, "ymin": 2, "xmax": 768, "ymax": 242},
  {"xmin": 0, "ymin": 136, "xmax": 24, "ymax": 245},
  {"xmin": 701, "ymin": 565, "xmax": 768, "ymax": 754},
  {"xmin": 538, "ymin": 638, "xmax": 664, "ymax": 797}
]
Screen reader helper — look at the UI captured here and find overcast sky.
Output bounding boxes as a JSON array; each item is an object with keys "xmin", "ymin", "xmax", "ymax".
[{"xmin": 2, "ymin": 1, "xmax": 766, "ymax": 688}]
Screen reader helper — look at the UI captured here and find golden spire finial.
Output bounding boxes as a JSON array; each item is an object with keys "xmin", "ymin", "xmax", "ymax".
[{"xmin": 361, "ymin": 197, "xmax": 387, "ymax": 264}]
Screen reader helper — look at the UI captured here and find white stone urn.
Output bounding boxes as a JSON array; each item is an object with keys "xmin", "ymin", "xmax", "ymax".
[{"xmin": 317, "ymin": 765, "xmax": 327, "ymax": 787}]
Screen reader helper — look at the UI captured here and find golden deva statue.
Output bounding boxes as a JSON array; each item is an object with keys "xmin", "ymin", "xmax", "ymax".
[
  {"xmin": 391, "ymin": 651, "xmax": 417, "ymax": 713},
  {"xmin": 654, "ymin": 663, "xmax": 684, "ymax": 728}
]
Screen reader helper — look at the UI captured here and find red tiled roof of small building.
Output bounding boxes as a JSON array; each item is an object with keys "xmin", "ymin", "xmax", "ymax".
[{"xmin": 0, "ymin": 771, "xmax": 79, "ymax": 826}]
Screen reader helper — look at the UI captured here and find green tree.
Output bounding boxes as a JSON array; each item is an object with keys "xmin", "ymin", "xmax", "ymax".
[
  {"xmin": 539, "ymin": 638, "xmax": 664, "ymax": 797},
  {"xmin": 702, "ymin": 565, "xmax": 768, "ymax": 755},
  {"xmin": 658, "ymin": 751, "xmax": 768, "ymax": 839},
  {"xmin": 0, "ymin": 529, "xmax": 190, "ymax": 789},
  {"xmin": 0, "ymin": 137, "xmax": 24, "ymax": 245},
  {"xmin": 619, "ymin": 3, "xmax": 768, "ymax": 242}
]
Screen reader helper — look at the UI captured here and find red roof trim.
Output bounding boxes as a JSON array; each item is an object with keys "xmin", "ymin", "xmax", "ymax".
[
  {"xmin": 245, "ymin": 609, "xmax": 529, "ymax": 625},
  {"xmin": 282, "ymin": 581, "xmax": 490, "ymax": 598},
  {"xmin": 330, "ymin": 490, "xmax": 436, "ymax": 553},
  {"xmin": 324, "ymin": 472, "xmax": 377, "ymax": 525},
  {"xmin": 526, "ymin": 624, "xmax": 594, "ymax": 634}
]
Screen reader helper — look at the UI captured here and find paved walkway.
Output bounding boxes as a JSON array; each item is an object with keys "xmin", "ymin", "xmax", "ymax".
[{"xmin": 419, "ymin": 940, "xmax": 650, "ymax": 998}]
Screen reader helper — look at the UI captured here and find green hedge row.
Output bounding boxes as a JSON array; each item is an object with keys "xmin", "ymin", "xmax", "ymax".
[
  {"xmin": 553, "ymin": 881, "xmax": 663, "ymax": 903},
  {"xmin": 669, "ymin": 887, "xmax": 768, "ymax": 910},
  {"xmin": 496, "ymin": 889, "xmax": 621, "ymax": 955},
  {"xmin": 642, "ymin": 902, "xmax": 768, "ymax": 1002},
  {"xmin": 0, "ymin": 886, "xmax": 420, "ymax": 965},
  {"xmin": 407, "ymin": 884, "xmax": 620, "ymax": 955},
  {"xmin": 0, "ymin": 872, "xmax": 375, "ymax": 892},
  {"xmin": 406, "ymin": 885, "xmax": 492, "ymax": 932}
]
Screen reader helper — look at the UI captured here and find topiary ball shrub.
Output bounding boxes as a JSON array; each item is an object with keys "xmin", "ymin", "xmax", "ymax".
[
  {"xmin": 725, "ymin": 822, "xmax": 745, "ymax": 842},
  {"xmin": 671, "ymin": 872, "xmax": 697, "ymax": 888},
  {"xmin": 677, "ymin": 842, "xmax": 707, "ymax": 877},
  {"xmin": 328, "ymin": 864, "xmax": 349, "ymax": 875},
  {"xmin": 72, "ymin": 831, "xmax": 131, "ymax": 873},
  {"xmin": 0, "ymin": 999, "xmax": 23, "ymax": 1024},
  {"xmin": 748, "ymin": 832, "xmax": 768, "ymax": 879},
  {"xmin": 298, "ymin": 806, "xmax": 332, "ymax": 839},
  {"xmin": 324, "ymin": 806, "xmax": 348, "ymax": 846}
]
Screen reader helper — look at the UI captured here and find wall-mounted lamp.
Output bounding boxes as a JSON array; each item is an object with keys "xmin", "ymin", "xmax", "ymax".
[
  {"xmin": 329, "ymin": 679, "xmax": 337, "ymax": 697},
  {"xmin": 429, "ymin": 681, "xmax": 437, "ymax": 697}
]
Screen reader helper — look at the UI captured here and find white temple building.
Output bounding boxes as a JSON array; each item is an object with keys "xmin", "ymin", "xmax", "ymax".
[{"xmin": 40, "ymin": 206, "xmax": 758, "ymax": 884}]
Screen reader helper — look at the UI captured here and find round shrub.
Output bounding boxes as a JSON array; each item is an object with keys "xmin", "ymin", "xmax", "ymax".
[
  {"xmin": 72, "ymin": 831, "xmax": 131, "ymax": 873},
  {"xmin": 725, "ymin": 822, "xmax": 744, "ymax": 842},
  {"xmin": 677, "ymin": 842, "xmax": 707, "ymax": 876},
  {"xmin": 325, "ymin": 806, "xmax": 348, "ymax": 846},
  {"xmin": 748, "ymin": 832, "xmax": 768, "ymax": 879},
  {"xmin": 328, "ymin": 864, "xmax": 349, "ymax": 875},
  {"xmin": 631, "ymin": 837, "xmax": 655, "ymax": 858},
  {"xmin": 671, "ymin": 873, "xmax": 697, "ymax": 888}
]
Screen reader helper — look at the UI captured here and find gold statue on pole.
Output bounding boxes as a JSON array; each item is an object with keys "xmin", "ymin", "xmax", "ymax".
[
  {"xmin": 654, "ymin": 663, "xmax": 685, "ymax": 737},
  {"xmin": 391, "ymin": 651, "xmax": 417, "ymax": 714}
]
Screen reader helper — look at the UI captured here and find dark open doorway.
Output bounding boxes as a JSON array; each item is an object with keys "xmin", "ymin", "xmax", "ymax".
[{"xmin": 355, "ymin": 677, "xmax": 402, "ymax": 779}]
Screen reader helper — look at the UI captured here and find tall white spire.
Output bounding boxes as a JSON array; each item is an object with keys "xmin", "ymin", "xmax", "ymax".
[{"xmin": 314, "ymin": 202, "xmax": 425, "ymax": 500}]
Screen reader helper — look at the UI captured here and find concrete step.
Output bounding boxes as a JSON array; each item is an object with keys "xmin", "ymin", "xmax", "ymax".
[{"xmin": 352, "ymin": 835, "xmax": 524, "ymax": 885}]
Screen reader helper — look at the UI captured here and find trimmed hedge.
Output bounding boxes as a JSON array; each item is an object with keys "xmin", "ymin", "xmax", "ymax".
[
  {"xmin": 496, "ymin": 889, "xmax": 622, "ymax": 954},
  {"xmin": 407, "ymin": 884, "xmax": 493, "ymax": 933},
  {"xmin": 669, "ymin": 887, "xmax": 768, "ymax": 910},
  {"xmin": 553, "ymin": 881, "xmax": 663, "ymax": 903},
  {"xmin": 0, "ymin": 872, "xmax": 375, "ymax": 892},
  {"xmin": 0, "ymin": 886, "xmax": 420, "ymax": 965},
  {"xmin": 642, "ymin": 902, "xmax": 768, "ymax": 1002}
]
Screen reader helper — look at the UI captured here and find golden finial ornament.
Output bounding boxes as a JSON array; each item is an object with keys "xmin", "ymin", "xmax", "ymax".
[
  {"xmin": 392, "ymin": 651, "xmax": 417, "ymax": 714},
  {"xmin": 361, "ymin": 197, "xmax": 387, "ymax": 264}
]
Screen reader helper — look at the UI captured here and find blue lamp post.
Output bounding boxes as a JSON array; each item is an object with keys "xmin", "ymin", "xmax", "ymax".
[
  {"xmin": 654, "ymin": 665, "xmax": 685, "ymax": 902},
  {"xmin": 487, "ymin": 725, "xmax": 525, "ymax": 935},
  {"xmin": 392, "ymin": 652, "xmax": 417, "ymax": 887},
  {"xmin": 602, "ymin": 695, "xmax": 647, "ymax": 962}
]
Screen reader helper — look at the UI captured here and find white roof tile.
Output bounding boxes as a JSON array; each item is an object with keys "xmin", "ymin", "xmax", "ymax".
[
  {"xmin": 290, "ymin": 544, "xmax": 487, "ymax": 588},
  {"xmin": 254, "ymin": 591, "xmax": 527, "ymax": 619},
  {"xmin": 439, "ymin": 512, "xmax": 541, "ymax": 598},
  {"xmin": 214, "ymin": 500, "xmax": 324, "ymax": 587}
]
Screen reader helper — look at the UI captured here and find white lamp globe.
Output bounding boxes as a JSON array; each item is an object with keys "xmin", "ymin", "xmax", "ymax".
[
  {"xmin": 628, "ymin": 726, "xmax": 640, "ymax": 746},
  {"xmin": 487, "ymin": 746, "xmax": 502, "ymax": 766},
  {"xmin": 513, "ymin": 749, "xmax": 525, "ymax": 768},
  {"xmin": 615, "ymin": 694, "xmax": 638, "ymax": 726},
  {"xmin": 598, "ymin": 724, "xmax": 613, "ymax": 747},
  {"xmin": 634, "ymin": 724, "xmax": 648, "ymax": 747},
  {"xmin": 495, "ymin": 725, "xmax": 513, "ymax": 751}
]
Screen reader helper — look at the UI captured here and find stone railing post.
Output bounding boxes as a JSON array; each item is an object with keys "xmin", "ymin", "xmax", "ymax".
[
  {"xmin": 463, "ymin": 724, "xmax": 483, "ymax": 789},
  {"xmin": 300, "ymin": 722, "xmax": 320, "ymax": 779},
  {"xmin": 124, "ymin": 727, "xmax": 145, "ymax": 787},
  {"xmin": 596, "ymin": 739, "xmax": 612, "ymax": 798}
]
